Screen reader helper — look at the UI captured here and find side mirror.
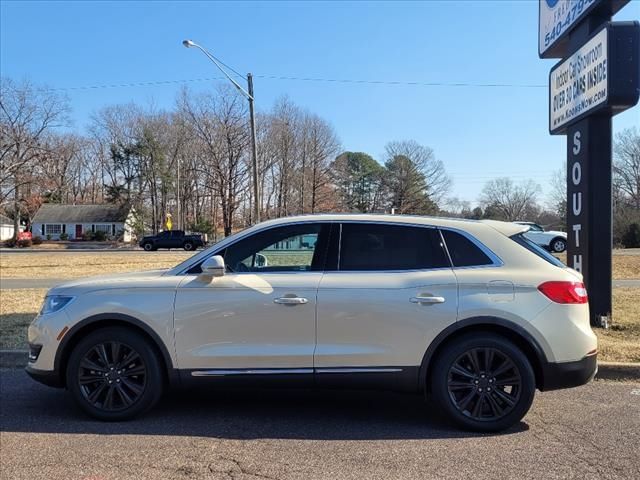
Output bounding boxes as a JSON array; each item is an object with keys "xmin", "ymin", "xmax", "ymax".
[{"xmin": 200, "ymin": 255, "xmax": 225, "ymax": 278}]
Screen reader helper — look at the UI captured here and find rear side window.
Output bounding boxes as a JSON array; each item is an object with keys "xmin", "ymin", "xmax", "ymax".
[
  {"xmin": 511, "ymin": 233, "xmax": 565, "ymax": 267},
  {"xmin": 339, "ymin": 223, "xmax": 449, "ymax": 271},
  {"xmin": 440, "ymin": 230, "xmax": 494, "ymax": 267}
]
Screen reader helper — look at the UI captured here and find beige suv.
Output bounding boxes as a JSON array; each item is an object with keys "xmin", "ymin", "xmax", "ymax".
[{"xmin": 27, "ymin": 214, "xmax": 597, "ymax": 431}]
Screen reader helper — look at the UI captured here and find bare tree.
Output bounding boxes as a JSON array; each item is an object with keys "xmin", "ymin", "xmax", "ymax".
[
  {"xmin": 0, "ymin": 78, "xmax": 69, "ymax": 237},
  {"xmin": 613, "ymin": 127, "xmax": 640, "ymax": 210},
  {"xmin": 384, "ymin": 140, "xmax": 451, "ymax": 206},
  {"xmin": 479, "ymin": 177, "xmax": 541, "ymax": 221}
]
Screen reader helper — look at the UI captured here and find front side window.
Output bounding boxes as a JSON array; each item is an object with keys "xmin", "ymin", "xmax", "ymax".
[
  {"xmin": 184, "ymin": 223, "xmax": 330, "ymax": 275},
  {"xmin": 338, "ymin": 223, "xmax": 449, "ymax": 271},
  {"xmin": 440, "ymin": 229, "xmax": 494, "ymax": 267}
]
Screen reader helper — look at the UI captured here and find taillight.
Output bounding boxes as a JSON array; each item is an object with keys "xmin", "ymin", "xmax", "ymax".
[{"xmin": 538, "ymin": 281, "xmax": 588, "ymax": 304}]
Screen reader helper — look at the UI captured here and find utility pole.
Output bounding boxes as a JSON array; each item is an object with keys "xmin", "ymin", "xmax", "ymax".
[
  {"xmin": 182, "ymin": 40, "xmax": 261, "ymax": 224},
  {"xmin": 247, "ymin": 73, "xmax": 260, "ymax": 223}
]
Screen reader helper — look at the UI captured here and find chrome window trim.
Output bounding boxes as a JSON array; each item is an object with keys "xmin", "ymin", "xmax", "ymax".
[{"xmin": 175, "ymin": 218, "xmax": 503, "ymax": 275}]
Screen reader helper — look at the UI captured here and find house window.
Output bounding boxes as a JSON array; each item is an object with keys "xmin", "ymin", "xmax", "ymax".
[
  {"xmin": 95, "ymin": 225, "xmax": 111, "ymax": 233},
  {"xmin": 45, "ymin": 224, "xmax": 62, "ymax": 235}
]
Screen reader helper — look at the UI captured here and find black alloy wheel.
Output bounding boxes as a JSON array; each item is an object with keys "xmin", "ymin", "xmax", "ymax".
[
  {"xmin": 447, "ymin": 347, "xmax": 521, "ymax": 422},
  {"xmin": 67, "ymin": 327, "xmax": 163, "ymax": 421},
  {"xmin": 183, "ymin": 242, "xmax": 194, "ymax": 251},
  {"xmin": 431, "ymin": 333, "xmax": 535, "ymax": 432},
  {"xmin": 77, "ymin": 341, "xmax": 147, "ymax": 412}
]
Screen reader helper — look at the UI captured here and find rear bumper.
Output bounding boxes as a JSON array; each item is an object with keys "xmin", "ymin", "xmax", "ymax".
[
  {"xmin": 540, "ymin": 352, "xmax": 598, "ymax": 391},
  {"xmin": 25, "ymin": 365, "xmax": 64, "ymax": 388}
]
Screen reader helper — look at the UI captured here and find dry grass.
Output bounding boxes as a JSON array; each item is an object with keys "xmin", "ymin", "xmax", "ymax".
[
  {"xmin": 0, "ymin": 252, "xmax": 195, "ymax": 279},
  {"xmin": 0, "ymin": 289, "xmax": 46, "ymax": 349},
  {"xmin": 597, "ymin": 288, "xmax": 640, "ymax": 363},
  {"xmin": 554, "ymin": 253, "xmax": 639, "ymax": 280}
]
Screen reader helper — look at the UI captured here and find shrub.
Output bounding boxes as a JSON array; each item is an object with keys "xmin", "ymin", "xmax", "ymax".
[
  {"xmin": 31, "ymin": 236, "xmax": 43, "ymax": 245},
  {"xmin": 17, "ymin": 238, "xmax": 32, "ymax": 248},
  {"xmin": 93, "ymin": 230, "xmax": 107, "ymax": 241},
  {"xmin": 4, "ymin": 238, "xmax": 16, "ymax": 248},
  {"xmin": 82, "ymin": 231, "xmax": 95, "ymax": 241},
  {"xmin": 59, "ymin": 232, "xmax": 69, "ymax": 241},
  {"xmin": 621, "ymin": 223, "xmax": 640, "ymax": 248},
  {"xmin": 46, "ymin": 234, "xmax": 51, "ymax": 241}
]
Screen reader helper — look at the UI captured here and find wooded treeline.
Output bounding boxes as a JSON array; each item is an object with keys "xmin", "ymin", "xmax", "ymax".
[
  {"xmin": 2, "ymin": 77, "xmax": 639, "ymax": 246},
  {"xmin": 1, "ymin": 78, "xmax": 451, "ymax": 240}
]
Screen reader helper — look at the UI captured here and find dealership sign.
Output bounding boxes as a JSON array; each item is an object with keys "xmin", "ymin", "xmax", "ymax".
[
  {"xmin": 539, "ymin": 0, "xmax": 631, "ymax": 58},
  {"xmin": 549, "ymin": 22, "xmax": 639, "ymax": 135}
]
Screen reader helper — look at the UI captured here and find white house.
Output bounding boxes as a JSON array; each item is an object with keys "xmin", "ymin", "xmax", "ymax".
[
  {"xmin": 31, "ymin": 204, "xmax": 136, "ymax": 242},
  {"xmin": 0, "ymin": 214, "xmax": 14, "ymax": 241}
]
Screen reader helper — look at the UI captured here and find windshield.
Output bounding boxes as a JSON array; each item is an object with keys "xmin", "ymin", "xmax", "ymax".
[{"xmin": 510, "ymin": 233, "xmax": 565, "ymax": 267}]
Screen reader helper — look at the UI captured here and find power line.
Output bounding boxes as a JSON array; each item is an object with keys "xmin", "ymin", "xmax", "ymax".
[{"xmin": 44, "ymin": 75, "xmax": 546, "ymax": 92}]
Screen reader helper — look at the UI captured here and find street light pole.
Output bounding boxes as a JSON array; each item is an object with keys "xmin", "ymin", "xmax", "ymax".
[
  {"xmin": 246, "ymin": 73, "xmax": 260, "ymax": 224},
  {"xmin": 182, "ymin": 39, "xmax": 260, "ymax": 223}
]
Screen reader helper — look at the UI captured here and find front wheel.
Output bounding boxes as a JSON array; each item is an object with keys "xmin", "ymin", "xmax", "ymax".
[
  {"xmin": 142, "ymin": 242, "xmax": 154, "ymax": 251},
  {"xmin": 183, "ymin": 242, "xmax": 194, "ymax": 251},
  {"xmin": 66, "ymin": 327, "xmax": 164, "ymax": 421},
  {"xmin": 551, "ymin": 237, "xmax": 567, "ymax": 253},
  {"xmin": 431, "ymin": 333, "xmax": 535, "ymax": 432}
]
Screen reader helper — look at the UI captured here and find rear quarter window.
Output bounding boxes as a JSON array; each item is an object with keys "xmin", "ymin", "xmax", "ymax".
[
  {"xmin": 440, "ymin": 229, "xmax": 494, "ymax": 267},
  {"xmin": 510, "ymin": 233, "xmax": 565, "ymax": 267}
]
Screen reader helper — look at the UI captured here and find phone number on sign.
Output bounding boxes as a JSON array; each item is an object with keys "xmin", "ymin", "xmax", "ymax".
[{"xmin": 544, "ymin": 0, "xmax": 597, "ymax": 48}]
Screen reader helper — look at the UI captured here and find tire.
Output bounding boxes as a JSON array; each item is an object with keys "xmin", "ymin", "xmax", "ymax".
[
  {"xmin": 143, "ymin": 242, "xmax": 154, "ymax": 252},
  {"xmin": 430, "ymin": 333, "xmax": 535, "ymax": 432},
  {"xmin": 183, "ymin": 242, "xmax": 194, "ymax": 251},
  {"xmin": 66, "ymin": 327, "xmax": 164, "ymax": 421},
  {"xmin": 550, "ymin": 237, "xmax": 567, "ymax": 253}
]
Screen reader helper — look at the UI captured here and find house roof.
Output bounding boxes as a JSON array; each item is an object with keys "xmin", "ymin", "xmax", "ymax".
[
  {"xmin": 0, "ymin": 214, "xmax": 13, "ymax": 225},
  {"xmin": 32, "ymin": 204, "xmax": 130, "ymax": 223}
]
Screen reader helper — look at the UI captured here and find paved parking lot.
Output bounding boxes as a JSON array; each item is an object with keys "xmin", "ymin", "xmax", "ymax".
[{"xmin": 1, "ymin": 370, "xmax": 638, "ymax": 480}]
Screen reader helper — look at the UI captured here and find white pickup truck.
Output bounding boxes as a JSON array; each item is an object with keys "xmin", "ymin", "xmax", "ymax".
[{"xmin": 514, "ymin": 222, "xmax": 567, "ymax": 253}]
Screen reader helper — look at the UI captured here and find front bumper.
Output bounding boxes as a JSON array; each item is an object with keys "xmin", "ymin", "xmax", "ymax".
[
  {"xmin": 540, "ymin": 352, "xmax": 598, "ymax": 391},
  {"xmin": 25, "ymin": 365, "xmax": 64, "ymax": 388}
]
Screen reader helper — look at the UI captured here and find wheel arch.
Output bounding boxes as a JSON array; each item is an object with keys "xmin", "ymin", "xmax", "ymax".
[
  {"xmin": 55, "ymin": 313, "xmax": 178, "ymax": 388},
  {"xmin": 419, "ymin": 317, "xmax": 548, "ymax": 393}
]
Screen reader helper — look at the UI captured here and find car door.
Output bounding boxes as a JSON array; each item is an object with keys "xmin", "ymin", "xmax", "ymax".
[
  {"xmin": 523, "ymin": 224, "xmax": 547, "ymax": 246},
  {"xmin": 173, "ymin": 222, "xmax": 331, "ymax": 374},
  {"xmin": 315, "ymin": 222, "xmax": 458, "ymax": 381}
]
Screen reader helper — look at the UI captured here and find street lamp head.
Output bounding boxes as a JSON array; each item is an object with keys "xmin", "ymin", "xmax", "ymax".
[{"xmin": 182, "ymin": 39, "xmax": 196, "ymax": 48}]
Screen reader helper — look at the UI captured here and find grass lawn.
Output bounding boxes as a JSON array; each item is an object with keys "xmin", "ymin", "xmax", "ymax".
[
  {"xmin": 1, "ymin": 287, "xmax": 638, "ymax": 363},
  {"xmin": 554, "ymin": 252, "xmax": 640, "ymax": 280},
  {"xmin": 0, "ymin": 252, "xmax": 195, "ymax": 279}
]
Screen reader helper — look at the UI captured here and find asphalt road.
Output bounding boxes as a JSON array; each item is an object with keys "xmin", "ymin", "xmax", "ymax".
[{"xmin": 1, "ymin": 370, "xmax": 638, "ymax": 480}]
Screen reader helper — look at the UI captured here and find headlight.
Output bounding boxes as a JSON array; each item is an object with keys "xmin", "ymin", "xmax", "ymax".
[{"xmin": 40, "ymin": 295, "xmax": 74, "ymax": 315}]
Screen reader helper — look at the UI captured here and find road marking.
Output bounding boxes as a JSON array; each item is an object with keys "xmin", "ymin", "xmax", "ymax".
[{"xmin": 631, "ymin": 389, "xmax": 640, "ymax": 396}]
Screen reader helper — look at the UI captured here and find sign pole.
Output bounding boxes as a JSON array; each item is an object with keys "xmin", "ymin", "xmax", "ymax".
[{"xmin": 566, "ymin": 13, "xmax": 612, "ymax": 327}]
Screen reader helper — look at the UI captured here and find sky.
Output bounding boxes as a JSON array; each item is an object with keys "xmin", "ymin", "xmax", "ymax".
[{"xmin": 1, "ymin": 0, "xmax": 639, "ymax": 206}]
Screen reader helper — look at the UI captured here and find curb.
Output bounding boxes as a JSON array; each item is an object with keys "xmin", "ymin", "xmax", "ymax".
[
  {"xmin": 1, "ymin": 350, "xmax": 639, "ymax": 381},
  {"xmin": 596, "ymin": 361, "xmax": 640, "ymax": 381}
]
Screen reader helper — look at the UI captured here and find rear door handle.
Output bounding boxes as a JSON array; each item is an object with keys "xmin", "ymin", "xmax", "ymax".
[
  {"xmin": 410, "ymin": 295, "xmax": 445, "ymax": 304},
  {"xmin": 274, "ymin": 297, "xmax": 308, "ymax": 305}
]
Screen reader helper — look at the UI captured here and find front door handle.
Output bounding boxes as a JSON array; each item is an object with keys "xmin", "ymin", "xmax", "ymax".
[
  {"xmin": 274, "ymin": 296, "xmax": 308, "ymax": 305},
  {"xmin": 410, "ymin": 295, "xmax": 445, "ymax": 304}
]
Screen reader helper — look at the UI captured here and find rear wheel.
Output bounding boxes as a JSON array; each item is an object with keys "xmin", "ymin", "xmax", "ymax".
[
  {"xmin": 431, "ymin": 333, "xmax": 535, "ymax": 432},
  {"xmin": 66, "ymin": 327, "xmax": 163, "ymax": 421},
  {"xmin": 550, "ymin": 237, "xmax": 566, "ymax": 253}
]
